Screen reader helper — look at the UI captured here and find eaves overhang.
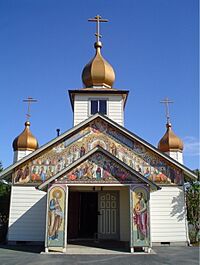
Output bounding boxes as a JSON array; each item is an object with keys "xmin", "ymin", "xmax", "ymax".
[{"xmin": 68, "ymin": 89, "xmax": 129, "ymax": 111}]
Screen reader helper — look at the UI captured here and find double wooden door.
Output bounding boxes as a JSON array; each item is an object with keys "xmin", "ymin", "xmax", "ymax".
[
  {"xmin": 68, "ymin": 191, "xmax": 119, "ymax": 240},
  {"xmin": 98, "ymin": 191, "xmax": 119, "ymax": 240}
]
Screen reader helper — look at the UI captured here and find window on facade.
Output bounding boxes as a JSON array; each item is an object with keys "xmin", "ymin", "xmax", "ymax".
[{"xmin": 91, "ymin": 100, "xmax": 107, "ymax": 115}]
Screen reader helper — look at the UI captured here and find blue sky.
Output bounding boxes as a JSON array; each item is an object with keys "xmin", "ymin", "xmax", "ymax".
[{"xmin": 0, "ymin": 0, "xmax": 199, "ymax": 170}]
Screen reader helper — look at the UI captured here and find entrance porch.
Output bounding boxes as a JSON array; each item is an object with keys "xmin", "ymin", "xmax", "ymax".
[
  {"xmin": 67, "ymin": 186, "xmax": 129, "ymax": 244},
  {"xmin": 45, "ymin": 184, "xmax": 151, "ymax": 253}
]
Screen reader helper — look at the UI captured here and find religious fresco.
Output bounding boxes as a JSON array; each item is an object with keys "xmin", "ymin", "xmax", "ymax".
[
  {"xmin": 46, "ymin": 185, "xmax": 66, "ymax": 249},
  {"xmin": 13, "ymin": 118, "xmax": 183, "ymax": 185},
  {"xmin": 13, "ymin": 126, "xmax": 91, "ymax": 184},
  {"xmin": 59, "ymin": 152, "xmax": 140, "ymax": 184},
  {"xmin": 89, "ymin": 119, "xmax": 183, "ymax": 185},
  {"xmin": 130, "ymin": 185, "xmax": 150, "ymax": 247}
]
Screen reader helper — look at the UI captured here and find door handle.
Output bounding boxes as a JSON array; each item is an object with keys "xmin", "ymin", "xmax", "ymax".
[{"xmin": 97, "ymin": 211, "xmax": 101, "ymax": 216}]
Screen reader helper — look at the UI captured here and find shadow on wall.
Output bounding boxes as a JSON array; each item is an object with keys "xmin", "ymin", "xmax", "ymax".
[
  {"xmin": 8, "ymin": 195, "xmax": 47, "ymax": 242},
  {"xmin": 170, "ymin": 190, "xmax": 185, "ymax": 221}
]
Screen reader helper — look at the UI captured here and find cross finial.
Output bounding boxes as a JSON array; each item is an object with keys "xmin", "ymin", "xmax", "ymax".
[
  {"xmin": 88, "ymin": 15, "xmax": 108, "ymax": 43},
  {"xmin": 23, "ymin": 97, "xmax": 37, "ymax": 121},
  {"xmin": 160, "ymin": 97, "xmax": 173, "ymax": 124}
]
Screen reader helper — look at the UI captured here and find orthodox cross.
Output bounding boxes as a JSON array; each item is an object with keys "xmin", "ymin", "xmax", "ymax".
[
  {"xmin": 160, "ymin": 97, "xmax": 173, "ymax": 124},
  {"xmin": 23, "ymin": 97, "xmax": 37, "ymax": 121},
  {"xmin": 88, "ymin": 15, "xmax": 108, "ymax": 42}
]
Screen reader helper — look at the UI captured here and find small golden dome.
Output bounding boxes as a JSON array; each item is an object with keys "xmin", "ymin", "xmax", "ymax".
[
  {"xmin": 82, "ymin": 41, "xmax": 115, "ymax": 88},
  {"xmin": 158, "ymin": 123, "xmax": 183, "ymax": 152},
  {"xmin": 13, "ymin": 121, "xmax": 39, "ymax": 151}
]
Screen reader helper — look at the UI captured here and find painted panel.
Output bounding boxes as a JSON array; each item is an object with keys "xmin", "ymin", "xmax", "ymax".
[
  {"xmin": 130, "ymin": 185, "xmax": 150, "ymax": 247},
  {"xmin": 13, "ymin": 118, "xmax": 183, "ymax": 185},
  {"xmin": 90, "ymin": 119, "xmax": 182, "ymax": 185},
  {"xmin": 46, "ymin": 185, "xmax": 66, "ymax": 249},
  {"xmin": 60, "ymin": 152, "xmax": 140, "ymax": 184},
  {"xmin": 13, "ymin": 127, "xmax": 90, "ymax": 184}
]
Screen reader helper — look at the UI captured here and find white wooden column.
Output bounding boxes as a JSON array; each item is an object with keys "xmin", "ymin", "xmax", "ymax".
[{"xmin": 64, "ymin": 185, "xmax": 69, "ymax": 251}]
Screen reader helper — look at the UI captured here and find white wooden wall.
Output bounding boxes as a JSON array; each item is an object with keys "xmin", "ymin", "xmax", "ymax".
[
  {"xmin": 166, "ymin": 151, "xmax": 183, "ymax": 164},
  {"xmin": 8, "ymin": 186, "xmax": 46, "ymax": 242},
  {"xmin": 150, "ymin": 186, "xmax": 189, "ymax": 245},
  {"xmin": 13, "ymin": 150, "xmax": 32, "ymax": 163},
  {"xmin": 73, "ymin": 94, "xmax": 124, "ymax": 126}
]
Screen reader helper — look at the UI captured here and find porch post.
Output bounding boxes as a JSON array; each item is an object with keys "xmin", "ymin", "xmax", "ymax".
[
  {"xmin": 129, "ymin": 184, "xmax": 151, "ymax": 253},
  {"xmin": 45, "ymin": 184, "xmax": 67, "ymax": 252},
  {"xmin": 64, "ymin": 185, "xmax": 69, "ymax": 252},
  {"xmin": 45, "ymin": 185, "xmax": 50, "ymax": 253},
  {"xmin": 129, "ymin": 185, "xmax": 134, "ymax": 253}
]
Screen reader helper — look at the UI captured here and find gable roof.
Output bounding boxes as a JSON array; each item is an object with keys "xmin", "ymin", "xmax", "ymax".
[
  {"xmin": 0, "ymin": 113, "xmax": 197, "ymax": 181},
  {"xmin": 37, "ymin": 145, "xmax": 160, "ymax": 191}
]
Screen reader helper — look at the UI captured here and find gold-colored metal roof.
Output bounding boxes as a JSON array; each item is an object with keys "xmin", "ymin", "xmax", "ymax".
[
  {"xmin": 158, "ymin": 123, "xmax": 183, "ymax": 152},
  {"xmin": 13, "ymin": 121, "xmax": 39, "ymax": 151},
  {"xmin": 82, "ymin": 41, "xmax": 115, "ymax": 89}
]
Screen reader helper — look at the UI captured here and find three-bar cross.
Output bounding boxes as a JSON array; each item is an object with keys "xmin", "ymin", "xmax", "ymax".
[
  {"xmin": 160, "ymin": 97, "xmax": 173, "ymax": 124},
  {"xmin": 88, "ymin": 15, "xmax": 108, "ymax": 42},
  {"xmin": 23, "ymin": 97, "xmax": 37, "ymax": 121}
]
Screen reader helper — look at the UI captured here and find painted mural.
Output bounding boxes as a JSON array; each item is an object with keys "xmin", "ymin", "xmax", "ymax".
[
  {"xmin": 13, "ymin": 118, "xmax": 183, "ymax": 185},
  {"xmin": 46, "ymin": 185, "xmax": 66, "ymax": 249},
  {"xmin": 130, "ymin": 185, "xmax": 150, "ymax": 247},
  {"xmin": 59, "ymin": 152, "xmax": 140, "ymax": 184}
]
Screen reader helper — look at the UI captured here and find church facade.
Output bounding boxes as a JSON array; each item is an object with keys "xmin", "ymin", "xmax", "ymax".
[{"xmin": 0, "ymin": 16, "xmax": 196, "ymax": 253}]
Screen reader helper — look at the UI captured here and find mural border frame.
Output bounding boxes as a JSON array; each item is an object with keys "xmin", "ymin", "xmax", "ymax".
[
  {"xmin": 129, "ymin": 184, "xmax": 151, "ymax": 251},
  {"xmin": 45, "ymin": 184, "xmax": 67, "ymax": 252}
]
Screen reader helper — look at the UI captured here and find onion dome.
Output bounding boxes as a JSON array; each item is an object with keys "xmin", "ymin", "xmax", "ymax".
[
  {"xmin": 82, "ymin": 41, "xmax": 115, "ymax": 89},
  {"xmin": 13, "ymin": 121, "xmax": 39, "ymax": 151},
  {"xmin": 158, "ymin": 123, "xmax": 184, "ymax": 152}
]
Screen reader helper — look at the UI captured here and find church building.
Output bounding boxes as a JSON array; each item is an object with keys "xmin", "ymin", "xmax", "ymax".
[{"xmin": 0, "ymin": 16, "xmax": 197, "ymax": 253}]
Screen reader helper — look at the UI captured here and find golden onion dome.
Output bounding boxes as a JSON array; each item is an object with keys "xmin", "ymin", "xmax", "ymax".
[
  {"xmin": 82, "ymin": 41, "xmax": 115, "ymax": 88},
  {"xmin": 13, "ymin": 121, "xmax": 39, "ymax": 151},
  {"xmin": 158, "ymin": 123, "xmax": 184, "ymax": 152}
]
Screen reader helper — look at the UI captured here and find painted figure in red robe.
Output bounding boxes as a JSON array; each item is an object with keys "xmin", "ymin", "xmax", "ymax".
[{"xmin": 133, "ymin": 192, "xmax": 148, "ymax": 241}]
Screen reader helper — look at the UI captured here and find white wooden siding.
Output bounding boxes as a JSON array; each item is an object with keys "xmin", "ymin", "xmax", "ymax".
[
  {"xmin": 13, "ymin": 150, "xmax": 32, "ymax": 163},
  {"xmin": 8, "ymin": 186, "xmax": 46, "ymax": 242},
  {"xmin": 73, "ymin": 94, "xmax": 124, "ymax": 126},
  {"xmin": 167, "ymin": 151, "xmax": 183, "ymax": 164},
  {"xmin": 150, "ymin": 186, "xmax": 188, "ymax": 244}
]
